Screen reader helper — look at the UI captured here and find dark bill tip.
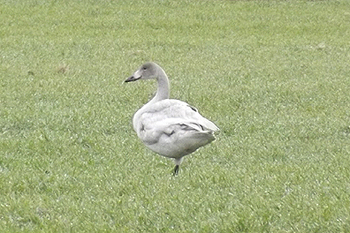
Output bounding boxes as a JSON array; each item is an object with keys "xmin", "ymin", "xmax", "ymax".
[{"xmin": 124, "ymin": 76, "xmax": 141, "ymax": 83}]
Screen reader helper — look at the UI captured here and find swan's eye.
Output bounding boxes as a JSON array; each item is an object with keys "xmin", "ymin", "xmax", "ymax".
[{"xmin": 142, "ymin": 67, "xmax": 147, "ymax": 70}]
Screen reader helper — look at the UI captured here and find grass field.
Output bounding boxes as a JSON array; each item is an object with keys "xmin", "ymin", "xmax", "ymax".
[{"xmin": 1, "ymin": 0, "xmax": 350, "ymax": 232}]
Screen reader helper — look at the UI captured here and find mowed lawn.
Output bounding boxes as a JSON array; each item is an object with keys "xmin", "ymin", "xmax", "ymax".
[{"xmin": 1, "ymin": 0, "xmax": 350, "ymax": 232}]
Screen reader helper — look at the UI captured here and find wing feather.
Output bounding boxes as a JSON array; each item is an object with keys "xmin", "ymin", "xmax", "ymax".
[{"xmin": 133, "ymin": 99, "xmax": 219, "ymax": 157}]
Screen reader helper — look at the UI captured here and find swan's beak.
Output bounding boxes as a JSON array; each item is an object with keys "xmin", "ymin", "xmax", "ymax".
[{"xmin": 125, "ymin": 75, "xmax": 141, "ymax": 83}]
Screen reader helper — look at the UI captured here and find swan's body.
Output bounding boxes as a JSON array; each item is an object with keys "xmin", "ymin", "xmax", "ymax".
[{"xmin": 125, "ymin": 62, "xmax": 219, "ymax": 175}]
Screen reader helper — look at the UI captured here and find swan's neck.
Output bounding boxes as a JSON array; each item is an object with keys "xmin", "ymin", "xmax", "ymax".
[
  {"xmin": 132, "ymin": 66, "xmax": 169, "ymax": 132},
  {"xmin": 150, "ymin": 68, "xmax": 170, "ymax": 104}
]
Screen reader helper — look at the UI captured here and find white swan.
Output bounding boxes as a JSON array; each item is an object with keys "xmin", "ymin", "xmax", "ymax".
[{"xmin": 125, "ymin": 62, "xmax": 219, "ymax": 175}]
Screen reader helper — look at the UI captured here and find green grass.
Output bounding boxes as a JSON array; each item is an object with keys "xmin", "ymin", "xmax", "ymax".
[{"xmin": 1, "ymin": 0, "xmax": 350, "ymax": 231}]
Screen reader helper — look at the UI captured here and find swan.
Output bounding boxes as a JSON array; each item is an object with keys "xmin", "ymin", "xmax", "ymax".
[{"xmin": 125, "ymin": 62, "xmax": 219, "ymax": 175}]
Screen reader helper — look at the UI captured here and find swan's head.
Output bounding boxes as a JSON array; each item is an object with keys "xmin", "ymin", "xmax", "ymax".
[{"xmin": 125, "ymin": 62, "xmax": 161, "ymax": 83}]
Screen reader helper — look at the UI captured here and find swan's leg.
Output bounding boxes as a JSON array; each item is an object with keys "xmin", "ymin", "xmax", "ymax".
[
  {"xmin": 173, "ymin": 165, "xmax": 180, "ymax": 176},
  {"xmin": 173, "ymin": 157, "xmax": 184, "ymax": 176}
]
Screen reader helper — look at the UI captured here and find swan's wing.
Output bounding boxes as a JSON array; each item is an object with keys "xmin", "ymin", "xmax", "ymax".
[{"xmin": 134, "ymin": 99, "xmax": 219, "ymax": 157}]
